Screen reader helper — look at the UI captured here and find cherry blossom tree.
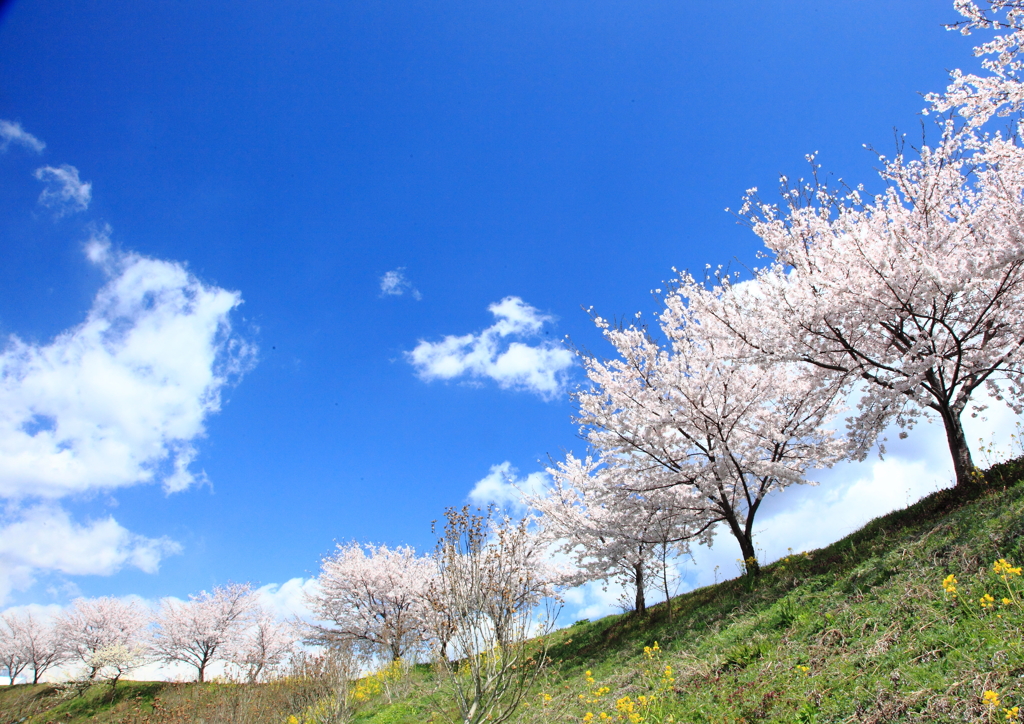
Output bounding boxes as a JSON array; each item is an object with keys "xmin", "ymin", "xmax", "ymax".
[
  {"xmin": 227, "ymin": 610, "xmax": 297, "ymax": 683},
  {"xmin": 2, "ymin": 612, "xmax": 67, "ymax": 684},
  {"xmin": 564, "ymin": 302, "xmax": 845, "ymax": 576},
  {"xmin": 0, "ymin": 617, "xmax": 28, "ymax": 685},
  {"xmin": 678, "ymin": 0, "xmax": 1024, "ymax": 495},
  {"xmin": 528, "ymin": 455, "xmax": 699, "ymax": 614},
  {"xmin": 55, "ymin": 596, "xmax": 151, "ymax": 680},
  {"xmin": 307, "ymin": 542, "xmax": 434, "ymax": 662},
  {"xmin": 87, "ymin": 643, "xmax": 149, "ymax": 691},
  {"xmin": 152, "ymin": 583, "xmax": 257, "ymax": 682}
]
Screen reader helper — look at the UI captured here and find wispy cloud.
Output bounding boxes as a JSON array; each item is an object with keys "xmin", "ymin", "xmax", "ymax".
[
  {"xmin": 34, "ymin": 164, "xmax": 91, "ymax": 216},
  {"xmin": 407, "ymin": 296, "xmax": 574, "ymax": 399},
  {"xmin": 0, "ymin": 119, "xmax": 45, "ymax": 153},
  {"xmin": 379, "ymin": 268, "xmax": 422, "ymax": 300}
]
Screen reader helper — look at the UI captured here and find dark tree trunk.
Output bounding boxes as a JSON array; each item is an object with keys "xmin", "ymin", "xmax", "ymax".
[
  {"xmin": 633, "ymin": 562, "xmax": 647, "ymax": 616},
  {"xmin": 661, "ymin": 555, "xmax": 673, "ymax": 622},
  {"xmin": 723, "ymin": 511, "xmax": 761, "ymax": 576},
  {"xmin": 938, "ymin": 404, "xmax": 978, "ymax": 491}
]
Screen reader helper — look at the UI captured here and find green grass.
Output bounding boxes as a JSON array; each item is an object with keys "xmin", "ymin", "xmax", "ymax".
[{"xmin": 6, "ymin": 458, "xmax": 1024, "ymax": 723}]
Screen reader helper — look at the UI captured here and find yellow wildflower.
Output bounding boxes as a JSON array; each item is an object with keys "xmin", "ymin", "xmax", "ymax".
[
  {"xmin": 943, "ymin": 574, "xmax": 958, "ymax": 596},
  {"xmin": 986, "ymin": 690, "xmax": 1003, "ymax": 709},
  {"xmin": 994, "ymin": 560, "xmax": 1022, "ymax": 578},
  {"xmin": 981, "ymin": 593, "xmax": 996, "ymax": 609}
]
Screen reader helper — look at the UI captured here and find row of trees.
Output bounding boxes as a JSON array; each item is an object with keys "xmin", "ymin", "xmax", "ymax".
[
  {"xmin": 0, "ymin": 584, "xmax": 296, "ymax": 687},
  {"xmin": 306, "ymin": 507, "xmax": 558, "ymax": 724},
  {"xmin": 524, "ymin": 0, "xmax": 1024, "ymax": 612}
]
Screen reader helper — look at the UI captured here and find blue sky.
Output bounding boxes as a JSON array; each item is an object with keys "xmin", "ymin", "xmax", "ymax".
[{"xmin": 0, "ymin": 0, "xmax": 997, "ymax": 618}]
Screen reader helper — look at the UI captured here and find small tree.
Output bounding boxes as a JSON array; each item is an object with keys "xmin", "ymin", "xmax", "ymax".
[
  {"xmin": 227, "ymin": 610, "xmax": 296, "ymax": 683},
  {"xmin": 56, "ymin": 597, "xmax": 151, "ymax": 681},
  {"xmin": 86, "ymin": 642, "xmax": 148, "ymax": 692},
  {"xmin": 153, "ymin": 583, "xmax": 257, "ymax": 682},
  {"xmin": 529, "ymin": 455, "xmax": 701, "ymax": 614},
  {"xmin": 426, "ymin": 507, "xmax": 558, "ymax": 724},
  {"xmin": 307, "ymin": 542, "xmax": 434, "ymax": 662}
]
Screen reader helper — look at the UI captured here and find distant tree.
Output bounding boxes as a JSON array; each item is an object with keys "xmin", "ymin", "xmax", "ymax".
[
  {"xmin": 529, "ymin": 454, "xmax": 700, "ymax": 614},
  {"xmin": 0, "ymin": 617, "xmax": 28, "ymax": 685},
  {"xmin": 56, "ymin": 597, "xmax": 151, "ymax": 681},
  {"xmin": 425, "ymin": 507, "xmax": 558, "ymax": 724},
  {"xmin": 153, "ymin": 583, "xmax": 257, "ymax": 682},
  {"xmin": 227, "ymin": 609, "xmax": 296, "ymax": 683},
  {"xmin": 2, "ymin": 612, "xmax": 67, "ymax": 684},
  {"xmin": 87, "ymin": 643, "xmax": 149, "ymax": 692},
  {"xmin": 307, "ymin": 542, "xmax": 434, "ymax": 662}
]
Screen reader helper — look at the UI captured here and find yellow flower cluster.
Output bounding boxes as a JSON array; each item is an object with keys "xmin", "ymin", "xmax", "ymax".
[
  {"xmin": 662, "ymin": 664, "xmax": 675, "ymax": 687},
  {"xmin": 351, "ymin": 659, "xmax": 405, "ymax": 703},
  {"xmin": 994, "ymin": 559, "xmax": 1023, "ymax": 578},
  {"xmin": 795, "ymin": 665, "xmax": 810, "ymax": 676},
  {"xmin": 577, "ymin": 640, "xmax": 674, "ymax": 724},
  {"xmin": 985, "ymin": 690, "xmax": 1020, "ymax": 721},
  {"xmin": 943, "ymin": 574, "xmax": 958, "ymax": 597},
  {"xmin": 981, "ymin": 593, "xmax": 996, "ymax": 610}
]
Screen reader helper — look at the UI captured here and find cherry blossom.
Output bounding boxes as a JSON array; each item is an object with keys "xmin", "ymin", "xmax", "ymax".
[
  {"xmin": 226, "ymin": 610, "xmax": 296, "ymax": 683},
  {"xmin": 1, "ymin": 612, "xmax": 66, "ymax": 684},
  {"xmin": 152, "ymin": 583, "xmax": 257, "ymax": 682},
  {"xmin": 307, "ymin": 542, "xmax": 434, "ymax": 661},
  {"xmin": 55, "ymin": 596, "xmax": 151, "ymax": 680}
]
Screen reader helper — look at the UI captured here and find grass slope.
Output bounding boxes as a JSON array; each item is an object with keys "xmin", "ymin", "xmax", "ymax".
[{"xmin": 5, "ymin": 457, "xmax": 1024, "ymax": 724}]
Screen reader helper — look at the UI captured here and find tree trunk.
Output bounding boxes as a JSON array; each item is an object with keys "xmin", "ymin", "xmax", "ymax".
[
  {"xmin": 938, "ymin": 404, "xmax": 978, "ymax": 491},
  {"xmin": 633, "ymin": 562, "xmax": 647, "ymax": 616},
  {"xmin": 723, "ymin": 510, "xmax": 761, "ymax": 576},
  {"xmin": 737, "ymin": 533, "xmax": 760, "ymax": 577},
  {"xmin": 661, "ymin": 554, "xmax": 672, "ymax": 623}
]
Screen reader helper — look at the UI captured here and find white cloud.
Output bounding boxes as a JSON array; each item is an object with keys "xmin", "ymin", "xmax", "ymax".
[
  {"xmin": 0, "ymin": 233, "xmax": 254, "ymax": 501},
  {"xmin": 468, "ymin": 461, "xmax": 549, "ymax": 512},
  {"xmin": 379, "ymin": 268, "xmax": 422, "ymax": 300},
  {"xmin": 0, "ymin": 230, "xmax": 254, "ymax": 603},
  {"xmin": 406, "ymin": 296, "xmax": 574, "ymax": 398},
  {"xmin": 0, "ymin": 119, "xmax": 45, "ymax": 153},
  {"xmin": 34, "ymin": 164, "xmax": 91, "ymax": 216},
  {"xmin": 0, "ymin": 505, "xmax": 181, "ymax": 603},
  {"xmin": 256, "ymin": 577, "xmax": 318, "ymax": 622}
]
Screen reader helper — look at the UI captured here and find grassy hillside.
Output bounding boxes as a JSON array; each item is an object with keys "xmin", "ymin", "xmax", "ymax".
[{"xmin": 6, "ymin": 457, "xmax": 1024, "ymax": 723}]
